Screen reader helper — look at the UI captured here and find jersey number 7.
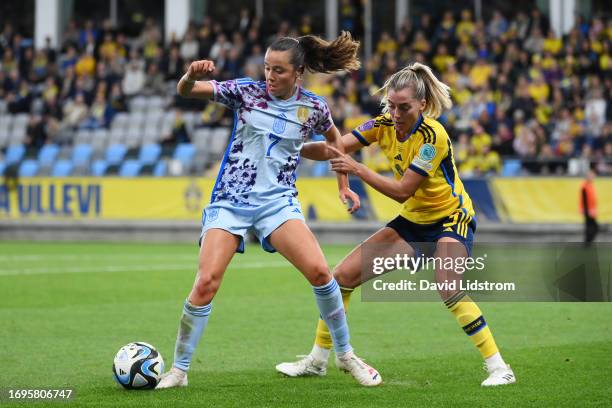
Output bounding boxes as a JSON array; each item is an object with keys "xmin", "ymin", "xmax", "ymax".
[{"xmin": 266, "ymin": 133, "xmax": 282, "ymax": 157}]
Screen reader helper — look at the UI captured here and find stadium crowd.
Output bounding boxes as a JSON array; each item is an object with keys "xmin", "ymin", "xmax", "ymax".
[{"xmin": 0, "ymin": 6, "xmax": 610, "ymax": 176}]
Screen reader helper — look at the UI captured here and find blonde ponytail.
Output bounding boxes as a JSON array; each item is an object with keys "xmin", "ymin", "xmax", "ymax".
[{"xmin": 377, "ymin": 62, "xmax": 452, "ymax": 118}]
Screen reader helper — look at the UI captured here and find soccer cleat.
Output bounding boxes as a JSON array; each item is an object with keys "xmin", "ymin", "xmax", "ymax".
[
  {"xmin": 275, "ymin": 355, "xmax": 327, "ymax": 377},
  {"xmin": 335, "ymin": 352, "xmax": 382, "ymax": 387},
  {"xmin": 156, "ymin": 367, "xmax": 188, "ymax": 389},
  {"xmin": 481, "ymin": 364, "xmax": 516, "ymax": 386}
]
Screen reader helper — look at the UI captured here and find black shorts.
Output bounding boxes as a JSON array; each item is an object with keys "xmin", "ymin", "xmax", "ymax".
[{"xmin": 386, "ymin": 209, "xmax": 476, "ymax": 256}]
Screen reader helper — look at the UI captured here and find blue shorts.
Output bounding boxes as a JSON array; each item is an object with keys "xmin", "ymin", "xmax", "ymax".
[
  {"xmin": 386, "ymin": 209, "xmax": 476, "ymax": 257},
  {"xmin": 200, "ymin": 197, "xmax": 305, "ymax": 253}
]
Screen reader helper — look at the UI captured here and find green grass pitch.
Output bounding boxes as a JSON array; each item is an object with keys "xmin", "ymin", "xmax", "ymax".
[{"xmin": 0, "ymin": 241, "xmax": 610, "ymax": 407}]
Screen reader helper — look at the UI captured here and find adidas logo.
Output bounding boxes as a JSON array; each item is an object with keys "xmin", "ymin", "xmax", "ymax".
[
  {"xmin": 394, "ymin": 154, "xmax": 402, "ymax": 161},
  {"xmin": 292, "ymin": 208, "xmax": 301, "ymax": 214}
]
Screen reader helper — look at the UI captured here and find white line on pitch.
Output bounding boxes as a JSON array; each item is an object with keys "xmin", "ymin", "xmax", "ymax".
[{"xmin": 0, "ymin": 261, "xmax": 295, "ymax": 277}]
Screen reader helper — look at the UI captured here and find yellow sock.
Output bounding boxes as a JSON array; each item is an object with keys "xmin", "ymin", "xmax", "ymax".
[
  {"xmin": 445, "ymin": 291, "xmax": 499, "ymax": 359},
  {"xmin": 314, "ymin": 287, "xmax": 353, "ymax": 349}
]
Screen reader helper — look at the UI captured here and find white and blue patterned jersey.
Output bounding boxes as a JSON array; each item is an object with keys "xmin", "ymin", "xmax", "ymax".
[{"xmin": 209, "ymin": 78, "xmax": 333, "ymax": 207}]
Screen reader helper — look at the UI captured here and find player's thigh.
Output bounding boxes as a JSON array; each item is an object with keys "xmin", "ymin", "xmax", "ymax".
[
  {"xmin": 433, "ymin": 236, "xmax": 468, "ymax": 301},
  {"xmin": 268, "ymin": 219, "xmax": 330, "ymax": 286},
  {"xmin": 190, "ymin": 228, "xmax": 240, "ymax": 301},
  {"xmin": 334, "ymin": 227, "xmax": 414, "ymax": 289}
]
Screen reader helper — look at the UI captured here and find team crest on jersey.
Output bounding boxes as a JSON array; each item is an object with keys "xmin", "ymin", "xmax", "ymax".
[
  {"xmin": 358, "ymin": 119, "xmax": 375, "ymax": 132},
  {"xmin": 297, "ymin": 107, "xmax": 309, "ymax": 123},
  {"xmin": 273, "ymin": 113, "xmax": 287, "ymax": 134},
  {"xmin": 418, "ymin": 143, "xmax": 436, "ymax": 162},
  {"xmin": 207, "ymin": 207, "xmax": 219, "ymax": 222}
]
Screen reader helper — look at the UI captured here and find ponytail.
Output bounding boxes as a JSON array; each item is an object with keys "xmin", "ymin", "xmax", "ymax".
[
  {"xmin": 377, "ymin": 62, "xmax": 452, "ymax": 118},
  {"xmin": 269, "ymin": 31, "xmax": 360, "ymax": 74}
]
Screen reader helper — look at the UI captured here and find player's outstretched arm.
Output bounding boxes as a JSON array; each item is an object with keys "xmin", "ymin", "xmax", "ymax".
[
  {"xmin": 328, "ymin": 145, "xmax": 424, "ymax": 203},
  {"xmin": 322, "ymin": 126, "xmax": 361, "ymax": 213},
  {"xmin": 301, "ymin": 133, "xmax": 365, "ymax": 161},
  {"xmin": 177, "ymin": 60, "xmax": 216, "ymax": 99}
]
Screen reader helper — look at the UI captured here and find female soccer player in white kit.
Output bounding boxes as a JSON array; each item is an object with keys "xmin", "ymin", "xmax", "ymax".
[{"xmin": 157, "ymin": 32, "xmax": 382, "ymax": 389}]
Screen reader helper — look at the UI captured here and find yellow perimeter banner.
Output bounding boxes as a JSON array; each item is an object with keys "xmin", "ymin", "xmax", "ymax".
[
  {"xmin": 0, "ymin": 177, "xmax": 353, "ymax": 222},
  {"xmin": 2, "ymin": 177, "xmax": 608, "ymax": 223},
  {"xmin": 491, "ymin": 178, "xmax": 612, "ymax": 223}
]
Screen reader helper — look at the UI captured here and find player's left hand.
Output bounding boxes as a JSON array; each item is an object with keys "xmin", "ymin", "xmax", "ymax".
[
  {"xmin": 328, "ymin": 145, "xmax": 362, "ymax": 176},
  {"xmin": 339, "ymin": 187, "xmax": 361, "ymax": 214}
]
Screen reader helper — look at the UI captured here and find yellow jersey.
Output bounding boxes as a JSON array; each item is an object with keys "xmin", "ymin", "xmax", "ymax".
[{"xmin": 352, "ymin": 113, "xmax": 474, "ymax": 224}]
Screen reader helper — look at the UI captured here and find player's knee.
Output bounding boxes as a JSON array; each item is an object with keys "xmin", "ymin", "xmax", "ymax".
[
  {"xmin": 333, "ymin": 264, "xmax": 357, "ymax": 289},
  {"xmin": 309, "ymin": 263, "xmax": 331, "ymax": 287},
  {"xmin": 192, "ymin": 273, "xmax": 219, "ymax": 304}
]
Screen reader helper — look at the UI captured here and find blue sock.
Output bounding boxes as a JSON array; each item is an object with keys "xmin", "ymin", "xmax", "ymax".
[
  {"xmin": 173, "ymin": 300, "xmax": 212, "ymax": 372},
  {"xmin": 312, "ymin": 278, "xmax": 353, "ymax": 354}
]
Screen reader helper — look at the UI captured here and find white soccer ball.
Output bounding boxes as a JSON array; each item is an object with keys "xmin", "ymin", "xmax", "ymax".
[{"xmin": 113, "ymin": 342, "xmax": 164, "ymax": 390}]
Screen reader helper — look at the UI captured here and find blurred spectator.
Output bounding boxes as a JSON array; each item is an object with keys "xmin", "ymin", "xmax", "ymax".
[
  {"xmin": 24, "ymin": 115, "xmax": 47, "ymax": 151},
  {"xmin": 122, "ymin": 58, "xmax": 146, "ymax": 97},
  {"xmin": 161, "ymin": 46, "xmax": 184, "ymax": 80},
  {"xmin": 62, "ymin": 93, "xmax": 88, "ymax": 129},
  {"xmin": 143, "ymin": 63, "xmax": 166, "ymax": 96},
  {"xmin": 161, "ymin": 110, "xmax": 190, "ymax": 149},
  {"xmin": 0, "ymin": 7, "xmax": 609, "ymax": 177},
  {"xmin": 180, "ymin": 30, "xmax": 199, "ymax": 61}
]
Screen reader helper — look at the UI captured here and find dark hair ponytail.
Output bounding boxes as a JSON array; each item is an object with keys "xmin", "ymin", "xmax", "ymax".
[{"xmin": 269, "ymin": 31, "xmax": 360, "ymax": 74}]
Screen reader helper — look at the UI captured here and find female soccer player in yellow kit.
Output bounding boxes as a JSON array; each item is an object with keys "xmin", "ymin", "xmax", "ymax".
[{"xmin": 276, "ymin": 62, "xmax": 516, "ymax": 386}]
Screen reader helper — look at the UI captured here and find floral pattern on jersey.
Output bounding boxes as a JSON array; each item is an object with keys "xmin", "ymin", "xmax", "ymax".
[
  {"xmin": 215, "ymin": 79, "xmax": 272, "ymax": 125},
  {"xmin": 212, "ymin": 142, "xmax": 258, "ymax": 206},
  {"xmin": 277, "ymin": 155, "xmax": 299, "ymax": 187},
  {"xmin": 214, "ymin": 80, "xmax": 243, "ymax": 110}
]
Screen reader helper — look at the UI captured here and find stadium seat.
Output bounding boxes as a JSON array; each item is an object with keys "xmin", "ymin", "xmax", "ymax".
[
  {"xmin": 8, "ymin": 115, "xmax": 28, "ymax": 145},
  {"xmin": 52, "ymin": 160, "xmax": 73, "ymax": 176},
  {"xmin": 71, "ymin": 144, "xmax": 93, "ymax": 168},
  {"xmin": 74, "ymin": 129, "xmax": 93, "ymax": 145},
  {"xmin": 0, "ymin": 161, "xmax": 5, "ymax": 176},
  {"xmin": 119, "ymin": 160, "xmax": 142, "ymax": 177},
  {"xmin": 145, "ymin": 109, "xmax": 164, "ymax": 128},
  {"xmin": 105, "ymin": 143, "xmax": 128, "ymax": 166},
  {"xmin": 0, "ymin": 115, "xmax": 12, "ymax": 147},
  {"xmin": 128, "ymin": 111, "xmax": 146, "ymax": 126},
  {"xmin": 147, "ymin": 96, "xmax": 165, "ymax": 112},
  {"xmin": 5, "ymin": 144, "xmax": 26, "ymax": 164},
  {"xmin": 129, "ymin": 96, "xmax": 148, "ymax": 113},
  {"xmin": 91, "ymin": 160, "xmax": 108, "ymax": 176},
  {"xmin": 38, "ymin": 144, "xmax": 60, "ymax": 167},
  {"xmin": 173, "ymin": 143, "xmax": 196, "ymax": 167},
  {"xmin": 142, "ymin": 123, "xmax": 162, "ymax": 144},
  {"xmin": 18, "ymin": 159, "xmax": 39, "ymax": 177},
  {"xmin": 138, "ymin": 143, "xmax": 162, "ymax": 165},
  {"xmin": 125, "ymin": 124, "xmax": 144, "ymax": 148},
  {"xmin": 108, "ymin": 126, "xmax": 125, "ymax": 145},
  {"xmin": 502, "ymin": 159, "xmax": 522, "ymax": 177},
  {"xmin": 113, "ymin": 111, "xmax": 129, "ymax": 123},
  {"xmin": 193, "ymin": 128, "xmax": 211, "ymax": 148},
  {"xmin": 153, "ymin": 160, "xmax": 167, "ymax": 177}
]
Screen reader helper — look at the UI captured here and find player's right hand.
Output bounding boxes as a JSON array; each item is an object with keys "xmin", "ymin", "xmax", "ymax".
[{"xmin": 186, "ymin": 60, "xmax": 216, "ymax": 81}]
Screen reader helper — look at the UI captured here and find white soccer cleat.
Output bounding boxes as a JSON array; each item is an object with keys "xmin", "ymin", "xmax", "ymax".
[
  {"xmin": 156, "ymin": 367, "xmax": 188, "ymax": 389},
  {"xmin": 481, "ymin": 364, "xmax": 516, "ymax": 386},
  {"xmin": 335, "ymin": 352, "xmax": 382, "ymax": 387},
  {"xmin": 275, "ymin": 355, "xmax": 327, "ymax": 377}
]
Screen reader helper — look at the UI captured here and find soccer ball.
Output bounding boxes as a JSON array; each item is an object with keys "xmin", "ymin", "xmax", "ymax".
[{"xmin": 112, "ymin": 342, "xmax": 164, "ymax": 390}]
